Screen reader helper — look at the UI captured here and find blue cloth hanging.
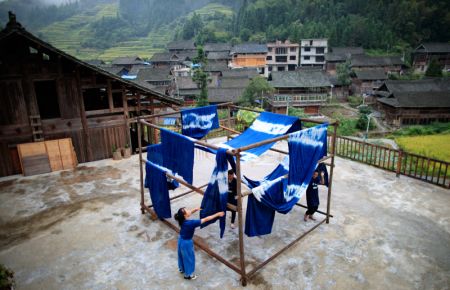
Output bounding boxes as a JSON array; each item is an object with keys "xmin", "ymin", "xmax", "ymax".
[
  {"xmin": 245, "ymin": 124, "xmax": 328, "ymax": 237},
  {"xmin": 160, "ymin": 128, "xmax": 194, "ymax": 184},
  {"xmin": 145, "ymin": 143, "xmax": 179, "ymax": 189},
  {"xmin": 145, "ymin": 160, "xmax": 171, "ymax": 219},
  {"xmin": 200, "ymin": 148, "xmax": 235, "ymax": 238},
  {"xmin": 181, "ymin": 105, "xmax": 219, "ymax": 139},
  {"xmin": 222, "ymin": 112, "xmax": 301, "ymax": 161}
]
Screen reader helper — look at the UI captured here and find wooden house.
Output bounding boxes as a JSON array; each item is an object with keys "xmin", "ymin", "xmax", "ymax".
[
  {"xmin": 0, "ymin": 12, "xmax": 181, "ymax": 177},
  {"xmin": 268, "ymin": 69, "xmax": 332, "ymax": 115},
  {"xmin": 229, "ymin": 43, "xmax": 267, "ymax": 75},
  {"xmin": 352, "ymin": 69, "xmax": 387, "ymax": 97},
  {"xmin": 412, "ymin": 43, "xmax": 450, "ymax": 73},
  {"xmin": 375, "ymin": 79, "xmax": 450, "ymax": 127},
  {"xmin": 351, "ymin": 54, "xmax": 404, "ymax": 74},
  {"xmin": 325, "ymin": 47, "xmax": 364, "ymax": 75}
]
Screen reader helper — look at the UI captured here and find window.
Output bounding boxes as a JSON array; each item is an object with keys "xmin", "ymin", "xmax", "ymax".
[
  {"xmin": 268, "ymin": 47, "xmax": 272, "ymax": 52},
  {"xmin": 42, "ymin": 53, "xmax": 50, "ymax": 61},
  {"xmin": 29, "ymin": 47, "xmax": 38, "ymax": 54},
  {"xmin": 304, "ymin": 56, "xmax": 310, "ymax": 60},
  {"xmin": 304, "ymin": 47, "xmax": 311, "ymax": 52},
  {"xmin": 83, "ymin": 88, "xmax": 109, "ymax": 111},
  {"xmin": 316, "ymin": 56, "xmax": 325, "ymax": 62},
  {"xmin": 289, "ymin": 55, "xmax": 296, "ymax": 60},
  {"xmin": 266, "ymin": 56, "xmax": 273, "ymax": 60},
  {"xmin": 276, "ymin": 56, "xmax": 288, "ymax": 62},
  {"xmin": 34, "ymin": 80, "xmax": 61, "ymax": 119},
  {"xmin": 268, "ymin": 66, "xmax": 273, "ymax": 71},
  {"xmin": 112, "ymin": 92, "xmax": 123, "ymax": 108},
  {"xmin": 290, "ymin": 47, "xmax": 296, "ymax": 52},
  {"xmin": 278, "ymin": 66, "xmax": 285, "ymax": 71},
  {"xmin": 309, "ymin": 40, "xmax": 313, "ymax": 45},
  {"xmin": 275, "ymin": 47, "xmax": 287, "ymax": 54},
  {"xmin": 288, "ymin": 64, "xmax": 296, "ymax": 71},
  {"xmin": 316, "ymin": 47, "xmax": 325, "ymax": 54}
]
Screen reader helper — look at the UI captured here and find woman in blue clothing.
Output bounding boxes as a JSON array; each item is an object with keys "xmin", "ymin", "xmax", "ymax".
[
  {"xmin": 304, "ymin": 170, "xmax": 325, "ymax": 222},
  {"xmin": 174, "ymin": 207, "xmax": 224, "ymax": 280}
]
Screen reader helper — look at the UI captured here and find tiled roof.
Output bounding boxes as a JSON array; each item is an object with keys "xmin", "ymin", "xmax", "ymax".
[
  {"xmin": 415, "ymin": 43, "xmax": 450, "ymax": 54},
  {"xmin": 231, "ymin": 43, "xmax": 267, "ymax": 54},
  {"xmin": 111, "ymin": 56, "xmax": 145, "ymax": 65},
  {"xmin": 204, "ymin": 43, "xmax": 231, "ymax": 52},
  {"xmin": 270, "ymin": 69, "xmax": 332, "ymax": 88},
  {"xmin": 354, "ymin": 69, "xmax": 387, "ymax": 80},
  {"xmin": 351, "ymin": 54, "xmax": 404, "ymax": 67}
]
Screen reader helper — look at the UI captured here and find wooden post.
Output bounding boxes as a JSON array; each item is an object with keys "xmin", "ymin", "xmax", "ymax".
[
  {"xmin": 137, "ymin": 94, "xmax": 145, "ymax": 215},
  {"xmin": 122, "ymin": 85, "xmax": 131, "ymax": 148},
  {"xmin": 75, "ymin": 67, "xmax": 93, "ymax": 161},
  {"xmin": 107, "ymin": 80, "xmax": 113, "ymax": 112},
  {"xmin": 235, "ymin": 150, "xmax": 247, "ymax": 286},
  {"xmin": 326, "ymin": 121, "xmax": 338, "ymax": 224},
  {"xmin": 396, "ymin": 149, "xmax": 402, "ymax": 177},
  {"xmin": 227, "ymin": 104, "xmax": 231, "ymax": 141}
]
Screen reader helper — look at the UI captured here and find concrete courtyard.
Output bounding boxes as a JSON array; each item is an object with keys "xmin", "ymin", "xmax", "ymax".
[{"xmin": 0, "ymin": 140, "xmax": 449, "ymax": 290}]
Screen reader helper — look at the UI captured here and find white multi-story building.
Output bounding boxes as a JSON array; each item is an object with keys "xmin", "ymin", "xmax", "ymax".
[
  {"xmin": 265, "ymin": 40, "xmax": 299, "ymax": 77},
  {"xmin": 300, "ymin": 39, "xmax": 328, "ymax": 68}
]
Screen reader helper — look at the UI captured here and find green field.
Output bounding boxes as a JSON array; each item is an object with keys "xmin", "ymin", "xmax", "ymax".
[{"xmin": 395, "ymin": 134, "xmax": 450, "ymax": 162}]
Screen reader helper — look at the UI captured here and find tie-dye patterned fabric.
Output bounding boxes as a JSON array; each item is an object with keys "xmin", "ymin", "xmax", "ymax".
[
  {"xmin": 245, "ymin": 124, "xmax": 328, "ymax": 237},
  {"xmin": 181, "ymin": 105, "xmax": 219, "ymax": 139}
]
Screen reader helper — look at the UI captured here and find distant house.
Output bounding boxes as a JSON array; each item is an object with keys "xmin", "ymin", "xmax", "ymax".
[
  {"xmin": 229, "ymin": 43, "xmax": 268, "ymax": 75},
  {"xmin": 351, "ymin": 54, "xmax": 404, "ymax": 74},
  {"xmin": 204, "ymin": 43, "xmax": 231, "ymax": 53},
  {"xmin": 136, "ymin": 67, "xmax": 172, "ymax": 87},
  {"xmin": 325, "ymin": 47, "xmax": 364, "ymax": 75},
  {"xmin": 300, "ymin": 39, "xmax": 328, "ymax": 68},
  {"xmin": 268, "ymin": 69, "xmax": 332, "ymax": 115},
  {"xmin": 111, "ymin": 56, "xmax": 147, "ymax": 70},
  {"xmin": 0, "ymin": 12, "xmax": 181, "ymax": 177},
  {"xmin": 265, "ymin": 40, "xmax": 299, "ymax": 77},
  {"xmin": 327, "ymin": 75, "xmax": 350, "ymax": 101},
  {"xmin": 149, "ymin": 51, "xmax": 195, "ymax": 68},
  {"xmin": 375, "ymin": 79, "xmax": 450, "ymax": 127},
  {"xmin": 412, "ymin": 43, "xmax": 450, "ymax": 73},
  {"xmin": 352, "ymin": 69, "xmax": 387, "ymax": 97},
  {"xmin": 206, "ymin": 51, "xmax": 231, "ymax": 63},
  {"xmin": 167, "ymin": 39, "xmax": 196, "ymax": 54}
]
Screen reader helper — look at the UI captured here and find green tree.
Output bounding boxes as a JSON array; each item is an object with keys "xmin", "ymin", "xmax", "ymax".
[
  {"xmin": 336, "ymin": 60, "xmax": 352, "ymax": 86},
  {"xmin": 425, "ymin": 58, "xmax": 443, "ymax": 77},
  {"xmin": 192, "ymin": 47, "xmax": 209, "ymax": 107},
  {"xmin": 239, "ymin": 76, "xmax": 274, "ymax": 107}
]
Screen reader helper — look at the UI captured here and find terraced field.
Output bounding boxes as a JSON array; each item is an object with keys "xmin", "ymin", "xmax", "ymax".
[{"xmin": 36, "ymin": 2, "xmax": 235, "ymax": 61}]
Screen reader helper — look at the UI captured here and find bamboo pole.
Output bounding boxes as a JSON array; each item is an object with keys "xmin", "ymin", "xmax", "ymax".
[
  {"xmin": 247, "ymin": 218, "xmax": 327, "ymax": 278},
  {"xmin": 235, "ymin": 150, "xmax": 248, "ymax": 286},
  {"xmin": 326, "ymin": 121, "xmax": 338, "ymax": 224},
  {"xmin": 140, "ymin": 119, "xmax": 236, "ymax": 155}
]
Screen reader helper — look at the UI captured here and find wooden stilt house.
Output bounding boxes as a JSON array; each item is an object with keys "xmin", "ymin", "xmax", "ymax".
[{"xmin": 0, "ymin": 12, "xmax": 182, "ymax": 177}]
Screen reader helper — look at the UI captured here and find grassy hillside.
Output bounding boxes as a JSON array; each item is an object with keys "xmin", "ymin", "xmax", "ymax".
[{"xmin": 34, "ymin": 2, "xmax": 234, "ymax": 61}]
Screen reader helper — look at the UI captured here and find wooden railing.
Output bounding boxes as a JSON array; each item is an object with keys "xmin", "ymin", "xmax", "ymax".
[{"xmin": 329, "ymin": 136, "xmax": 450, "ymax": 189}]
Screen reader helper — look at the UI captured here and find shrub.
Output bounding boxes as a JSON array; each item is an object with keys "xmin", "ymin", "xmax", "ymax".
[
  {"xmin": 0, "ymin": 264, "xmax": 15, "ymax": 290},
  {"xmin": 348, "ymin": 95, "xmax": 362, "ymax": 108}
]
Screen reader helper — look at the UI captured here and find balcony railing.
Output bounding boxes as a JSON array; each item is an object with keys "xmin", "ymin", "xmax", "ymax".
[{"xmin": 267, "ymin": 94, "xmax": 329, "ymax": 106}]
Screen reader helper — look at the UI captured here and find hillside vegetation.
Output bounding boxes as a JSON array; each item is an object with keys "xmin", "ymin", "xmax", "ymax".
[{"xmin": 0, "ymin": 0, "xmax": 449, "ymax": 61}]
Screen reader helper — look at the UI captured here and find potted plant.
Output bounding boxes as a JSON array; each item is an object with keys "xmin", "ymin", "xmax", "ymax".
[
  {"xmin": 122, "ymin": 143, "xmax": 131, "ymax": 159},
  {"xmin": 112, "ymin": 145, "xmax": 122, "ymax": 160}
]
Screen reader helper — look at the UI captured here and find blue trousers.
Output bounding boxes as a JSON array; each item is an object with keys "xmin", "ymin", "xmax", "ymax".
[{"xmin": 177, "ymin": 237, "xmax": 195, "ymax": 277}]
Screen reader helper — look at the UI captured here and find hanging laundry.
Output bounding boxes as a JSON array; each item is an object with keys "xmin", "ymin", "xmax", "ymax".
[
  {"xmin": 160, "ymin": 128, "xmax": 194, "ymax": 184},
  {"xmin": 181, "ymin": 105, "xmax": 219, "ymax": 139},
  {"xmin": 245, "ymin": 124, "xmax": 328, "ymax": 237},
  {"xmin": 221, "ymin": 112, "xmax": 301, "ymax": 161},
  {"xmin": 145, "ymin": 160, "xmax": 171, "ymax": 219},
  {"xmin": 200, "ymin": 148, "xmax": 235, "ymax": 238}
]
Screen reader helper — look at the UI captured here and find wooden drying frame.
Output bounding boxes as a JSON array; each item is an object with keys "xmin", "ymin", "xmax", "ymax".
[{"xmin": 137, "ymin": 103, "xmax": 338, "ymax": 286}]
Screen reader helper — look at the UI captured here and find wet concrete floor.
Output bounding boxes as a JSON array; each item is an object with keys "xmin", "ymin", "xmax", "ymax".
[{"xmin": 0, "ymin": 141, "xmax": 449, "ymax": 290}]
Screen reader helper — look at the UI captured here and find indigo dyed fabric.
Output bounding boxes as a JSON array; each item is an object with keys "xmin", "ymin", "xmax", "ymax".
[
  {"xmin": 244, "ymin": 124, "xmax": 328, "ymax": 237},
  {"xmin": 145, "ymin": 160, "xmax": 171, "ymax": 219},
  {"xmin": 181, "ymin": 105, "xmax": 219, "ymax": 139},
  {"xmin": 145, "ymin": 143, "xmax": 179, "ymax": 189},
  {"xmin": 220, "ymin": 112, "xmax": 301, "ymax": 161},
  {"xmin": 160, "ymin": 128, "xmax": 194, "ymax": 184},
  {"xmin": 244, "ymin": 156, "xmax": 289, "ymax": 189},
  {"xmin": 200, "ymin": 148, "xmax": 232, "ymax": 238}
]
